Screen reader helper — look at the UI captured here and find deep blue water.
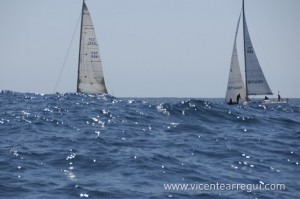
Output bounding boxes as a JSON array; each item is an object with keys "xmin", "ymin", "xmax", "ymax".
[{"xmin": 0, "ymin": 90, "xmax": 299, "ymax": 199}]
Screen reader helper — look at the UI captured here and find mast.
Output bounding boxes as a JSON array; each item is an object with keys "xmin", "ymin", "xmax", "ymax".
[
  {"xmin": 242, "ymin": 0, "xmax": 248, "ymax": 99},
  {"xmin": 77, "ymin": 0, "xmax": 85, "ymax": 92}
]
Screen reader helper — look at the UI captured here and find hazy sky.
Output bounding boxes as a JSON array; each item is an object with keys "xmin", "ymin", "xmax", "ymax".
[{"xmin": 0, "ymin": 0, "xmax": 299, "ymax": 98}]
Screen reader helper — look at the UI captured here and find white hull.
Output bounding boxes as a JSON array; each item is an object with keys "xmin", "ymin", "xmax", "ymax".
[
  {"xmin": 262, "ymin": 100, "xmax": 289, "ymax": 107},
  {"xmin": 243, "ymin": 99, "xmax": 289, "ymax": 108}
]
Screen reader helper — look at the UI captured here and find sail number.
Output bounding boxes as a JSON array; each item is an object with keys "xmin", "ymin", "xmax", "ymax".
[
  {"xmin": 228, "ymin": 86, "xmax": 243, "ymax": 90},
  {"xmin": 91, "ymin": 51, "xmax": 99, "ymax": 58},
  {"xmin": 247, "ymin": 47, "xmax": 254, "ymax": 53},
  {"xmin": 247, "ymin": 80, "xmax": 264, "ymax": 84},
  {"xmin": 88, "ymin": 38, "xmax": 97, "ymax": 45}
]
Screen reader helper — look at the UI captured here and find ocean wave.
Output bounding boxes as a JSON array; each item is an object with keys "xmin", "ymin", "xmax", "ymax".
[{"xmin": 0, "ymin": 91, "xmax": 299, "ymax": 198}]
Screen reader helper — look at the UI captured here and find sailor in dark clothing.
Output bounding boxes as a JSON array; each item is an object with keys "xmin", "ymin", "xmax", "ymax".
[
  {"xmin": 236, "ymin": 93, "xmax": 241, "ymax": 104},
  {"xmin": 264, "ymin": 96, "xmax": 269, "ymax": 100},
  {"xmin": 229, "ymin": 98, "xmax": 233, "ymax": 104}
]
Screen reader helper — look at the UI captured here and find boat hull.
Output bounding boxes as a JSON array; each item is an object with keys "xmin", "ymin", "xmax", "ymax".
[{"xmin": 243, "ymin": 100, "xmax": 289, "ymax": 108}]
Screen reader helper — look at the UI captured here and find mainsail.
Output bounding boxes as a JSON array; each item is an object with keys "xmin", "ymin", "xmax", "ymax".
[
  {"xmin": 225, "ymin": 13, "xmax": 246, "ymax": 103},
  {"xmin": 77, "ymin": 1, "xmax": 107, "ymax": 94}
]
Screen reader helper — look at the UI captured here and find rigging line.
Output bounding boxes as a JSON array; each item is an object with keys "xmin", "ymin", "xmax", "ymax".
[{"xmin": 53, "ymin": 13, "xmax": 81, "ymax": 93}]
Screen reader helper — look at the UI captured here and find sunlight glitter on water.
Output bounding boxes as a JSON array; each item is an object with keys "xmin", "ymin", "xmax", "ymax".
[{"xmin": 1, "ymin": 92, "xmax": 299, "ymax": 199}]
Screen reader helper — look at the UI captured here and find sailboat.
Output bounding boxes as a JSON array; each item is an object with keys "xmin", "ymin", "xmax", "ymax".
[
  {"xmin": 225, "ymin": 0, "xmax": 287, "ymax": 106},
  {"xmin": 77, "ymin": 0, "xmax": 107, "ymax": 94}
]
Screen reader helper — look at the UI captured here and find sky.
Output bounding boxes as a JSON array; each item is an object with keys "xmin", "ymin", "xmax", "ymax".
[{"xmin": 0, "ymin": 0, "xmax": 299, "ymax": 98}]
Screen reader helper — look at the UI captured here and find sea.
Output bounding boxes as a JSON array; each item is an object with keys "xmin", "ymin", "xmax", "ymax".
[{"xmin": 0, "ymin": 90, "xmax": 299, "ymax": 199}]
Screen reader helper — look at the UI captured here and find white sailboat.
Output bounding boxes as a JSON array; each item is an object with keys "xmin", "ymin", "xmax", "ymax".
[
  {"xmin": 77, "ymin": 0, "xmax": 107, "ymax": 94},
  {"xmin": 225, "ymin": 0, "xmax": 287, "ymax": 106}
]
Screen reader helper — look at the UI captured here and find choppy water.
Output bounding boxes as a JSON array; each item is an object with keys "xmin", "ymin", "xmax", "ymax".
[{"xmin": 0, "ymin": 90, "xmax": 299, "ymax": 199}]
